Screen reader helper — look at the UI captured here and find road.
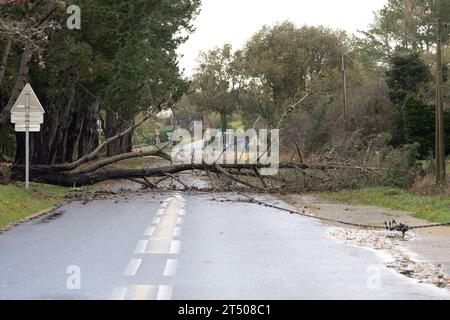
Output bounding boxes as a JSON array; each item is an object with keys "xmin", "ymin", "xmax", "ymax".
[{"xmin": 0, "ymin": 192, "xmax": 449, "ymax": 300}]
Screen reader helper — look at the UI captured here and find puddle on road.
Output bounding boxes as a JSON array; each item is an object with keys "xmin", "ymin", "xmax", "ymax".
[{"xmin": 38, "ymin": 211, "xmax": 65, "ymax": 224}]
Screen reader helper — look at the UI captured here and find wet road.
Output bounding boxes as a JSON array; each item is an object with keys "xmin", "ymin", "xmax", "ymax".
[{"xmin": 0, "ymin": 192, "xmax": 449, "ymax": 300}]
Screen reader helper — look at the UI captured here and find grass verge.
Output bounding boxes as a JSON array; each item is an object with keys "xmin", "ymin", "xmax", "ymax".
[
  {"xmin": 318, "ymin": 187, "xmax": 450, "ymax": 223},
  {"xmin": 0, "ymin": 183, "xmax": 69, "ymax": 230}
]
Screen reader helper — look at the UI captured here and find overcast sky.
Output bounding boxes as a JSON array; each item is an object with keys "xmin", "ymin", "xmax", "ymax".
[{"xmin": 177, "ymin": 0, "xmax": 388, "ymax": 77}]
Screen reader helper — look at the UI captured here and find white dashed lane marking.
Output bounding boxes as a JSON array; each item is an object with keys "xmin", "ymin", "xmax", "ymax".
[
  {"xmin": 169, "ymin": 240, "xmax": 181, "ymax": 254},
  {"xmin": 173, "ymin": 227, "xmax": 183, "ymax": 238},
  {"xmin": 163, "ymin": 259, "xmax": 178, "ymax": 277},
  {"xmin": 156, "ymin": 285, "xmax": 173, "ymax": 300},
  {"xmin": 134, "ymin": 240, "xmax": 148, "ymax": 254},
  {"xmin": 123, "ymin": 258, "xmax": 142, "ymax": 276},
  {"xmin": 144, "ymin": 226, "xmax": 156, "ymax": 237},
  {"xmin": 152, "ymin": 217, "xmax": 161, "ymax": 224},
  {"xmin": 113, "ymin": 195, "xmax": 185, "ymax": 300}
]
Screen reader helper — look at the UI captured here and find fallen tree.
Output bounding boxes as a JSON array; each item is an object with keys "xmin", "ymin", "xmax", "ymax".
[
  {"xmin": 5, "ymin": 99, "xmax": 410, "ymax": 191},
  {"xmin": 11, "ymin": 154, "xmax": 385, "ymax": 189}
]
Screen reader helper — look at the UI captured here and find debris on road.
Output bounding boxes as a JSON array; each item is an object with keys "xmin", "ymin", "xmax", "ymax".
[{"xmin": 328, "ymin": 227, "xmax": 450, "ymax": 289}]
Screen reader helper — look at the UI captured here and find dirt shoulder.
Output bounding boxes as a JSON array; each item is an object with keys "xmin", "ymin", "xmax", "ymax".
[{"xmin": 280, "ymin": 193, "xmax": 450, "ymax": 287}]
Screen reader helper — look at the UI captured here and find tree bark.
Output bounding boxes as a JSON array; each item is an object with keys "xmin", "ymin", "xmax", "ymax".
[
  {"xmin": 78, "ymin": 101, "xmax": 100, "ymax": 159},
  {"xmin": 0, "ymin": 38, "xmax": 12, "ymax": 88},
  {"xmin": 48, "ymin": 107, "xmax": 161, "ymax": 172},
  {"xmin": 105, "ymin": 109, "xmax": 134, "ymax": 156},
  {"xmin": 30, "ymin": 79, "xmax": 99, "ymax": 165},
  {"xmin": 220, "ymin": 112, "xmax": 228, "ymax": 134},
  {"xmin": 0, "ymin": 48, "xmax": 32, "ymax": 125}
]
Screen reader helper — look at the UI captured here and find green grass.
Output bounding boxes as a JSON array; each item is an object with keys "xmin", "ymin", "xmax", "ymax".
[
  {"xmin": 319, "ymin": 187, "xmax": 450, "ymax": 223},
  {"xmin": 0, "ymin": 183, "xmax": 69, "ymax": 230}
]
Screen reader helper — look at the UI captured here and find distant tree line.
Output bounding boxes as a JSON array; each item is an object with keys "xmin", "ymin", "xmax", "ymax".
[
  {"xmin": 182, "ymin": 0, "xmax": 450, "ymax": 161},
  {"xmin": 1, "ymin": 0, "xmax": 450, "ymax": 172}
]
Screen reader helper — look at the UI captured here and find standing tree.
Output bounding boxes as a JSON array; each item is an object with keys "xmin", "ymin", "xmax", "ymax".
[
  {"xmin": 402, "ymin": 93, "xmax": 435, "ymax": 157},
  {"xmin": 243, "ymin": 21, "xmax": 348, "ymax": 128},
  {"xmin": 385, "ymin": 52, "xmax": 432, "ymax": 146},
  {"xmin": 189, "ymin": 44, "xmax": 242, "ymax": 133},
  {"xmin": 386, "ymin": 52, "xmax": 432, "ymax": 105},
  {"xmin": 100, "ymin": 0, "xmax": 200, "ymax": 156},
  {"xmin": 361, "ymin": 0, "xmax": 450, "ymax": 64}
]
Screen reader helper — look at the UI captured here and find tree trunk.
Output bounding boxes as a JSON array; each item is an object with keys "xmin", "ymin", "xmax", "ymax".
[
  {"xmin": 14, "ymin": 132, "xmax": 25, "ymax": 164},
  {"xmin": 30, "ymin": 78, "xmax": 99, "ymax": 165},
  {"xmin": 220, "ymin": 112, "xmax": 228, "ymax": 134},
  {"xmin": 171, "ymin": 107, "xmax": 177, "ymax": 130},
  {"xmin": 0, "ymin": 38, "xmax": 12, "ymax": 88},
  {"xmin": 77, "ymin": 101, "xmax": 99, "ymax": 159},
  {"xmin": 105, "ymin": 110, "xmax": 134, "ymax": 156},
  {"xmin": 0, "ymin": 48, "xmax": 32, "ymax": 125}
]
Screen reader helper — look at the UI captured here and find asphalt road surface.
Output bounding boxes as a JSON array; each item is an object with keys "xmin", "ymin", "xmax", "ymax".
[{"xmin": 0, "ymin": 192, "xmax": 449, "ymax": 300}]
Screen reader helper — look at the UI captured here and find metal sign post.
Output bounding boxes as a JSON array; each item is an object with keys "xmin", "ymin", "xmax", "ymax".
[
  {"xmin": 10, "ymin": 83, "xmax": 45, "ymax": 191},
  {"xmin": 25, "ymin": 93, "xmax": 30, "ymax": 191}
]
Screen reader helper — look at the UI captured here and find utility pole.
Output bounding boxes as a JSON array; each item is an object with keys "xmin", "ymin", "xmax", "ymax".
[
  {"xmin": 435, "ymin": 19, "xmax": 447, "ymax": 185},
  {"xmin": 342, "ymin": 53, "xmax": 347, "ymax": 120}
]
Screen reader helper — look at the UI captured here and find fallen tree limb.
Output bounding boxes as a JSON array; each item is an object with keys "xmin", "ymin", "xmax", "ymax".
[
  {"xmin": 253, "ymin": 167, "xmax": 268, "ymax": 188},
  {"xmin": 214, "ymin": 165, "xmax": 263, "ymax": 190},
  {"xmin": 129, "ymin": 178, "xmax": 157, "ymax": 189},
  {"xmin": 75, "ymin": 143, "xmax": 173, "ymax": 174},
  {"xmin": 165, "ymin": 173, "xmax": 191, "ymax": 190}
]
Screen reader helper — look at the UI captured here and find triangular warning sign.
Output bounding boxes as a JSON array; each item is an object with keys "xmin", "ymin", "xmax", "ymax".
[{"xmin": 11, "ymin": 83, "xmax": 45, "ymax": 114}]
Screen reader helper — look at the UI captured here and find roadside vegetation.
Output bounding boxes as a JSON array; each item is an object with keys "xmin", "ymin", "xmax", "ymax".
[
  {"xmin": 0, "ymin": 183, "xmax": 69, "ymax": 230},
  {"xmin": 319, "ymin": 187, "xmax": 450, "ymax": 223}
]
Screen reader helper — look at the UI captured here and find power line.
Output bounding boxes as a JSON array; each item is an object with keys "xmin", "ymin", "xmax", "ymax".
[{"xmin": 343, "ymin": 52, "xmax": 428, "ymax": 72}]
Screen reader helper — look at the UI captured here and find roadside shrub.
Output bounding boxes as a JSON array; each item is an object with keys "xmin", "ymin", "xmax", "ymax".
[
  {"xmin": 402, "ymin": 94, "xmax": 435, "ymax": 158},
  {"xmin": 381, "ymin": 143, "xmax": 419, "ymax": 188}
]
